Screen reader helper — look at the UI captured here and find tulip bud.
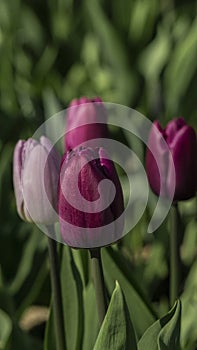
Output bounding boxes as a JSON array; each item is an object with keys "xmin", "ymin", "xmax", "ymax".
[
  {"xmin": 58, "ymin": 147, "xmax": 124, "ymax": 248},
  {"xmin": 65, "ymin": 97, "xmax": 109, "ymax": 151},
  {"xmin": 146, "ymin": 118, "xmax": 197, "ymax": 201},
  {"xmin": 13, "ymin": 136, "xmax": 61, "ymax": 224}
]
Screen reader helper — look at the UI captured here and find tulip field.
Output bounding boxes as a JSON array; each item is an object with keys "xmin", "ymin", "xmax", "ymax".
[{"xmin": 0, "ymin": 1, "xmax": 197, "ymax": 350}]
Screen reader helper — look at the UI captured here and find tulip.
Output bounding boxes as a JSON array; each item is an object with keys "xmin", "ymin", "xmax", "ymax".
[
  {"xmin": 13, "ymin": 136, "xmax": 61, "ymax": 224},
  {"xmin": 146, "ymin": 117, "xmax": 197, "ymax": 201},
  {"xmin": 65, "ymin": 97, "xmax": 109, "ymax": 151},
  {"xmin": 58, "ymin": 147, "xmax": 124, "ymax": 248}
]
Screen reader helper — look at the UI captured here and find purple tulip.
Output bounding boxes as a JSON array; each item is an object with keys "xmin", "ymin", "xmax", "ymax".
[
  {"xmin": 146, "ymin": 118, "xmax": 197, "ymax": 201},
  {"xmin": 65, "ymin": 97, "xmax": 109, "ymax": 151},
  {"xmin": 13, "ymin": 136, "xmax": 61, "ymax": 224},
  {"xmin": 58, "ymin": 147, "xmax": 124, "ymax": 248}
]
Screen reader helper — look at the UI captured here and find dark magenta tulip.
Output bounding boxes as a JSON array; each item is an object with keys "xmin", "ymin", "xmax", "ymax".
[
  {"xmin": 65, "ymin": 97, "xmax": 109, "ymax": 151},
  {"xmin": 146, "ymin": 118, "xmax": 197, "ymax": 201},
  {"xmin": 13, "ymin": 136, "xmax": 61, "ymax": 224},
  {"xmin": 58, "ymin": 147, "xmax": 124, "ymax": 248}
]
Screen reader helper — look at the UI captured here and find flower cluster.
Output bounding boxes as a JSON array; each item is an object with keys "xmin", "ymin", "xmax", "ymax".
[
  {"xmin": 13, "ymin": 98, "xmax": 124, "ymax": 248},
  {"xmin": 13, "ymin": 98, "xmax": 197, "ymax": 248}
]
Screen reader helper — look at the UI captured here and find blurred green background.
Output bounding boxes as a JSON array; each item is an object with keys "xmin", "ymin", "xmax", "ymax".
[{"xmin": 0, "ymin": 0, "xmax": 197, "ymax": 349}]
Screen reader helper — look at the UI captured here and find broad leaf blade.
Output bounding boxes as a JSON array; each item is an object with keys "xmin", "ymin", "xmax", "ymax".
[
  {"xmin": 93, "ymin": 282, "xmax": 137, "ymax": 350},
  {"xmin": 61, "ymin": 246, "xmax": 84, "ymax": 350},
  {"xmin": 103, "ymin": 247, "xmax": 156, "ymax": 338},
  {"xmin": 158, "ymin": 301, "xmax": 181, "ymax": 349},
  {"xmin": 82, "ymin": 283, "xmax": 99, "ymax": 350},
  {"xmin": 138, "ymin": 300, "xmax": 181, "ymax": 350}
]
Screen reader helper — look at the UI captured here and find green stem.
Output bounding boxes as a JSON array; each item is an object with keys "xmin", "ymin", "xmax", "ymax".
[
  {"xmin": 90, "ymin": 248, "xmax": 108, "ymax": 326},
  {"xmin": 47, "ymin": 232, "xmax": 66, "ymax": 350},
  {"xmin": 170, "ymin": 203, "xmax": 180, "ymax": 307}
]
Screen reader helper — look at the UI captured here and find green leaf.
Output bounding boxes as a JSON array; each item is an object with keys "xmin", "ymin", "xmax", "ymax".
[
  {"xmin": 20, "ymin": 7, "xmax": 44, "ymax": 51},
  {"xmin": 0, "ymin": 309, "xmax": 12, "ymax": 349},
  {"xmin": 165, "ymin": 18, "xmax": 197, "ymax": 114},
  {"xmin": 9, "ymin": 228, "xmax": 46, "ymax": 295},
  {"xmin": 82, "ymin": 283, "xmax": 99, "ymax": 350},
  {"xmin": 93, "ymin": 282, "xmax": 137, "ymax": 350},
  {"xmin": 85, "ymin": 0, "xmax": 133, "ymax": 105},
  {"xmin": 44, "ymin": 305, "xmax": 55, "ymax": 350},
  {"xmin": 181, "ymin": 261, "xmax": 197, "ymax": 349},
  {"xmin": 61, "ymin": 246, "xmax": 84, "ymax": 350},
  {"xmin": 181, "ymin": 220, "xmax": 197, "ymax": 265},
  {"xmin": 4, "ymin": 225, "xmax": 47, "ymax": 319},
  {"xmin": 103, "ymin": 247, "xmax": 156, "ymax": 339},
  {"xmin": 129, "ymin": 0, "xmax": 158, "ymax": 42},
  {"xmin": 44, "ymin": 246, "xmax": 85, "ymax": 350},
  {"xmin": 0, "ymin": 288, "xmax": 15, "ymax": 318},
  {"xmin": 138, "ymin": 300, "xmax": 181, "ymax": 350},
  {"xmin": 72, "ymin": 249, "xmax": 90, "ymax": 287},
  {"xmin": 139, "ymin": 25, "xmax": 171, "ymax": 80}
]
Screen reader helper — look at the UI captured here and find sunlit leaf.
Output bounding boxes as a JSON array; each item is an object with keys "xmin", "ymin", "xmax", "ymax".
[
  {"xmin": 138, "ymin": 300, "xmax": 181, "ymax": 350},
  {"xmin": 103, "ymin": 247, "xmax": 156, "ymax": 339},
  {"xmin": 93, "ymin": 282, "xmax": 137, "ymax": 350}
]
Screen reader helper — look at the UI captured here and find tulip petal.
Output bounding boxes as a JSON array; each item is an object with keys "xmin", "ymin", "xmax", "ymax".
[
  {"xmin": 65, "ymin": 97, "xmax": 108, "ymax": 151},
  {"xmin": 13, "ymin": 136, "xmax": 60, "ymax": 224},
  {"xmin": 58, "ymin": 147, "xmax": 124, "ymax": 248},
  {"xmin": 167, "ymin": 126, "xmax": 197, "ymax": 200},
  {"xmin": 13, "ymin": 140, "xmax": 26, "ymax": 220},
  {"xmin": 146, "ymin": 121, "xmax": 169, "ymax": 197},
  {"xmin": 99, "ymin": 147, "xmax": 124, "ymax": 219},
  {"xmin": 146, "ymin": 118, "xmax": 197, "ymax": 201},
  {"xmin": 165, "ymin": 118, "xmax": 186, "ymax": 144}
]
